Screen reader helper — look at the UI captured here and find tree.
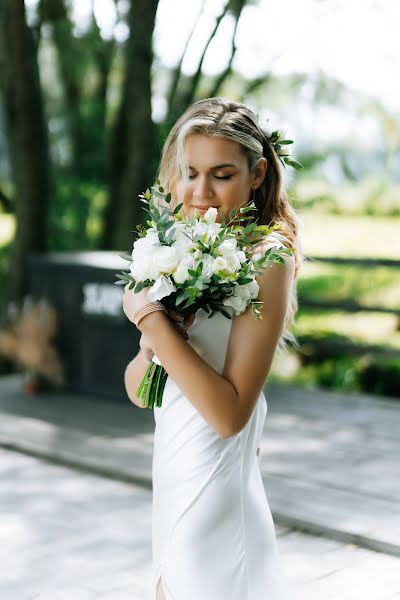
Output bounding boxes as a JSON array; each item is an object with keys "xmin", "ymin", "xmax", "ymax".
[
  {"xmin": 0, "ymin": 0, "xmax": 51, "ymax": 306},
  {"xmin": 101, "ymin": 0, "xmax": 160, "ymax": 250}
]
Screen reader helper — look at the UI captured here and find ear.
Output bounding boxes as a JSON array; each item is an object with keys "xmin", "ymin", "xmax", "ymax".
[{"xmin": 252, "ymin": 157, "xmax": 267, "ymax": 189}]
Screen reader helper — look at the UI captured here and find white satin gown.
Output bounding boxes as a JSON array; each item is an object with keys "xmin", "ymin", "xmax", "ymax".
[{"xmin": 150, "ymin": 305, "xmax": 295, "ymax": 600}]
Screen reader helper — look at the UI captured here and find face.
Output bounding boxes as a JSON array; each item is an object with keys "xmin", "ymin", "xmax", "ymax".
[{"xmin": 174, "ymin": 134, "xmax": 267, "ymax": 223}]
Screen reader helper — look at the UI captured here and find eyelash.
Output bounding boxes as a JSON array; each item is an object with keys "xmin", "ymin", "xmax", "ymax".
[{"xmin": 188, "ymin": 174, "xmax": 232, "ymax": 180}]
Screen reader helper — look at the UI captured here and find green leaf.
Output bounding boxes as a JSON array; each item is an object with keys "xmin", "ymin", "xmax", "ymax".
[
  {"xmin": 173, "ymin": 202, "xmax": 184, "ymax": 215},
  {"xmin": 165, "ymin": 192, "xmax": 172, "ymax": 203},
  {"xmin": 279, "ymin": 139, "xmax": 293, "ymax": 145},
  {"xmin": 228, "ymin": 207, "xmax": 237, "ymax": 221},
  {"xmin": 134, "ymin": 281, "xmax": 147, "ymax": 293},
  {"xmin": 176, "ymin": 289, "xmax": 190, "ymax": 304}
]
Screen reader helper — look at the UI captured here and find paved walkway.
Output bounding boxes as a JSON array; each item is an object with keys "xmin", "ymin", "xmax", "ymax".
[
  {"xmin": 2, "ymin": 448, "xmax": 400, "ymax": 600},
  {"xmin": 1, "ymin": 374, "xmax": 399, "ymax": 559}
]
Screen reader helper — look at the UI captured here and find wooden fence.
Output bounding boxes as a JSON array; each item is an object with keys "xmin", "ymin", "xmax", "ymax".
[{"xmin": 297, "ymin": 255, "xmax": 400, "ymax": 358}]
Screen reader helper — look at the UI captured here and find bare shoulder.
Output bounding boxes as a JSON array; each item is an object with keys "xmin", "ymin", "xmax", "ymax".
[{"xmin": 222, "ymin": 235, "xmax": 295, "ymax": 435}]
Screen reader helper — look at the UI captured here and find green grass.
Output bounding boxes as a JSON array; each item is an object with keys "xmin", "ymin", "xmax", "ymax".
[
  {"xmin": 298, "ymin": 212, "xmax": 400, "ymax": 258},
  {"xmin": 299, "ymin": 262, "xmax": 400, "ymax": 309}
]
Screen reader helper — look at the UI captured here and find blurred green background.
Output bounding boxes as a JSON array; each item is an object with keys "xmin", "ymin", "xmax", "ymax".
[{"xmin": 0, "ymin": 0, "xmax": 399, "ymax": 396}]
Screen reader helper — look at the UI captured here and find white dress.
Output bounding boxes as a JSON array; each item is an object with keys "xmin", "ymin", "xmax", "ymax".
[{"xmin": 150, "ymin": 305, "xmax": 295, "ymax": 600}]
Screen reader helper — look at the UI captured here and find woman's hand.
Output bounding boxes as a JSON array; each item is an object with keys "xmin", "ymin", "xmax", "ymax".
[
  {"xmin": 139, "ymin": 308, "xmax": 196, "ymax": 361},
  {"xmin": 123, "ymin": 284, "xmax": 152, "ymax": 324}
]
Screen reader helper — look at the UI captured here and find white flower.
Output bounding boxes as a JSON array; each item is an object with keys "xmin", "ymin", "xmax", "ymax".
[
  {"xmin": 193, "ymin": 221, "xmax": 220, "ymax": 244},
  {"xmin": 200, "ymin": 253, "xmax": 214, "ymax": 279},
  {"xmin": 222, "ymin": 294, "xmax": 247, "ymax": 314},
  {"xmin": 132, "ymin": 231, "xmax": 160, "ymax": 255},
  {"xmin": 172, "ymin": 236, "xmax": 196, "ymax": 259},
  {"xmin": 172, "ymin": 256, "xmax": 193, "ymax": 284},
  {"xmin": 278, "ymin": 146, "xmax": 291, "ymax": 156},
  {"xmin": 203, "ymin": 207, "xmax": 218, "ymax": 223},
  {"xmin": 218, "ymin": 238, "xmax": 237, "ymax": 254},
  {"xmin": 224, "ymin": 252, "xmax": 242, "ymax": 273},
  {"xmin": 193, "ymin": 248, "xmax": 203, "ymax": 260},
  {"xmin": 212, "ymin": 256, "xmax": 229, "ymax": 274},
  {"xmin": 147, "ymin": 275, "xmax": 176, "ymax": 301},
  {"xmin": 222, "ymin": 279, "xmax": 260, "ymax": 315},
  {"xmin": 130, "ymin": 253, "xmax": 157, "ymax": 281},
  {"xmin": 153, "ymin": 245, "xmax": 180, "ymax": 275},
  {"xmin": 130, "ymin": 240, "xmax": 180, "ymax": 282},
  {"xmin": 216, "ymin": 238, "xmax": 244, "ymax": 273}
]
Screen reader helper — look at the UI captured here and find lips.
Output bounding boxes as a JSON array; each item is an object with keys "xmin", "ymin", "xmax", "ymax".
[{"xmin": 191, "ymin": 205, "xmax": 218, "ymax": 210}]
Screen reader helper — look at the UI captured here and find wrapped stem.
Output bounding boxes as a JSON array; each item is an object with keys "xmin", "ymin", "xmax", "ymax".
[{"xmin": 137, "ymin": 359, "xmax": 168, "ymax": 408}]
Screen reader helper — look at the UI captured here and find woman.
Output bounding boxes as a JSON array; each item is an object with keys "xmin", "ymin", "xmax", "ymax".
[{"xmin": 123, "ymin": 97, "xmax": 303, "ymax": 600}]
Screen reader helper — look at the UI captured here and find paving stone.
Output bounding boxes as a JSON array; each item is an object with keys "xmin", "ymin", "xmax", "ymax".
[{"xmin": 1, "ymin": 449, "xmax": 399, "ymax": 599}]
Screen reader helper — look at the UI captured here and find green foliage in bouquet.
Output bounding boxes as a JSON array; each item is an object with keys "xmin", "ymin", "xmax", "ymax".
[
  {"xmin": 115, "ymin": 180, "xmax": 295, "ymax": 408},
  {"xmin": 116, "ymin": 180, "xmax": 294, "ymax": 320}
]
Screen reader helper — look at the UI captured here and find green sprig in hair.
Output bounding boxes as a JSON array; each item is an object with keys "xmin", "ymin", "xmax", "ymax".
[{"xmin": 264, "ymin": 123, "xmax": 304, "ymax": 171}]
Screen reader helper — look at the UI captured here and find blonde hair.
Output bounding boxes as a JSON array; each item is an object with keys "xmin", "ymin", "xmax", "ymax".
[{"xmin": 157, "ymin": 97, "xmax": 304, "ymax": 354}]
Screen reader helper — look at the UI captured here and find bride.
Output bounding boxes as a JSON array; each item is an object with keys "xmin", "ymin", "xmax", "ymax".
[{"xmin": 123, "ymin": 96, "xmax": 303, "ymax": 600}]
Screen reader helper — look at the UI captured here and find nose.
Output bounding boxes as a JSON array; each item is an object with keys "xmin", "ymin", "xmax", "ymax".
[{"xmin": 192, "ymin": 174, "xmax": 213, "ymax": 201}]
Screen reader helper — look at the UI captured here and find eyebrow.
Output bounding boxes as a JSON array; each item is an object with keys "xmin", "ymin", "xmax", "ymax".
[{"xmin": 188, "ymin": 163, "xmax": 237, "ymax": 170}]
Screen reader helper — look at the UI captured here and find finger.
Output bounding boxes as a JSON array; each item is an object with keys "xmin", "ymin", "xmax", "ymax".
[
  {"xmin": 168, "ymin": 309, "xmax": 184, "ymax": 322},
  {"xmin": 183, "ymin": 312, "xmax": 196, "ymax": 327},
  {"xmin": 172, "ymin": 323, "xmax": 189, "ymax": 340}
]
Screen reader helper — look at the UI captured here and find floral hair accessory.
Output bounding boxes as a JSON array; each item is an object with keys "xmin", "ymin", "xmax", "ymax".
[{"xmin": 263, "ymin": 120, "xmax": 303, "ymax": 171}]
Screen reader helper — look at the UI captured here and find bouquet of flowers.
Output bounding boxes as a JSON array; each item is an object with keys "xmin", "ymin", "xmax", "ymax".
[{"xmin": 115, "ymin": 181, "xmax": 294, "ymax": 409}]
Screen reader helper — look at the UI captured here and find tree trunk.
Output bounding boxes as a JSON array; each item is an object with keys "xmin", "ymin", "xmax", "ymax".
[
  {"xmin": 101, "ymin": 0, "xmax": 159, "ymax": 251},
  {"xmin": 0, "ymin": 0, "xmax": 51, "ymax": 306}
]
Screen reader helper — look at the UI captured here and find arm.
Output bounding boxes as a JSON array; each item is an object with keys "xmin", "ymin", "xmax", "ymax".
[
  {"xmin": 124, "ymin": 309, "xmax": 196, "ymax": 408},
  {"xmin": 133, "ymin": 247, "xmax": 295, "ymax": 438},
  {"xmin": 124, "ymin": 349, "xmax": 153, "ymax": 408}
]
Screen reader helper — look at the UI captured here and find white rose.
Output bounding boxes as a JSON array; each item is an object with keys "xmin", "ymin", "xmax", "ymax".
[
  {"xmin": 130, "ymin": 251, "xmax": 157, "ymax": 281},
  {"xmin": 239, "ymin": 279, "xmax": 259, "ymax": 300},
  {"xmin": 222, "ymin": 279, "xmax": 259, "ymax": 315},
  {"xmin": 153, "ymin": 245, "xmax": 180, "ymax": 276},
  {"xmin": 212, "ymin": 256, "xmax": 228, "ymax": 274},
  {"xmin": 172, "ymin": 236, "xmax": 196, "ymax": 259},
  {"xmin": 147, "ymin": 275, "xmax": 176, "ymax": 301},
  {"xmin": 218, "ymin": 238, "xmax": 237, "ymax": 255},
  {"xmin": 132, "ymin": 231, "xmax": 160, "ymax": 255},
  {"xmin": 222, "ymin": 294, "xmax": 247, "ymax": 313},
  {"xmin": 200, "ymin": 253, "xmax": 214, "ymax": 279},
  {"xmin": 223, "ymin": 253, "xmax": 241, "ymax": 273},
  {"xmin": 172, "ymin": 256, "xmax": 193, "ymax": 284},
  {"xmin": 203, "ymin": 207, "xmax": 218, "ymax": 223}
]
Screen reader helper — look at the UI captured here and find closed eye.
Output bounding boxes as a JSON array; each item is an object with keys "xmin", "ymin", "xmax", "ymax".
[{"xmin": 188, "ymin": 174, "xmax": 232, "ymax": 180}]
